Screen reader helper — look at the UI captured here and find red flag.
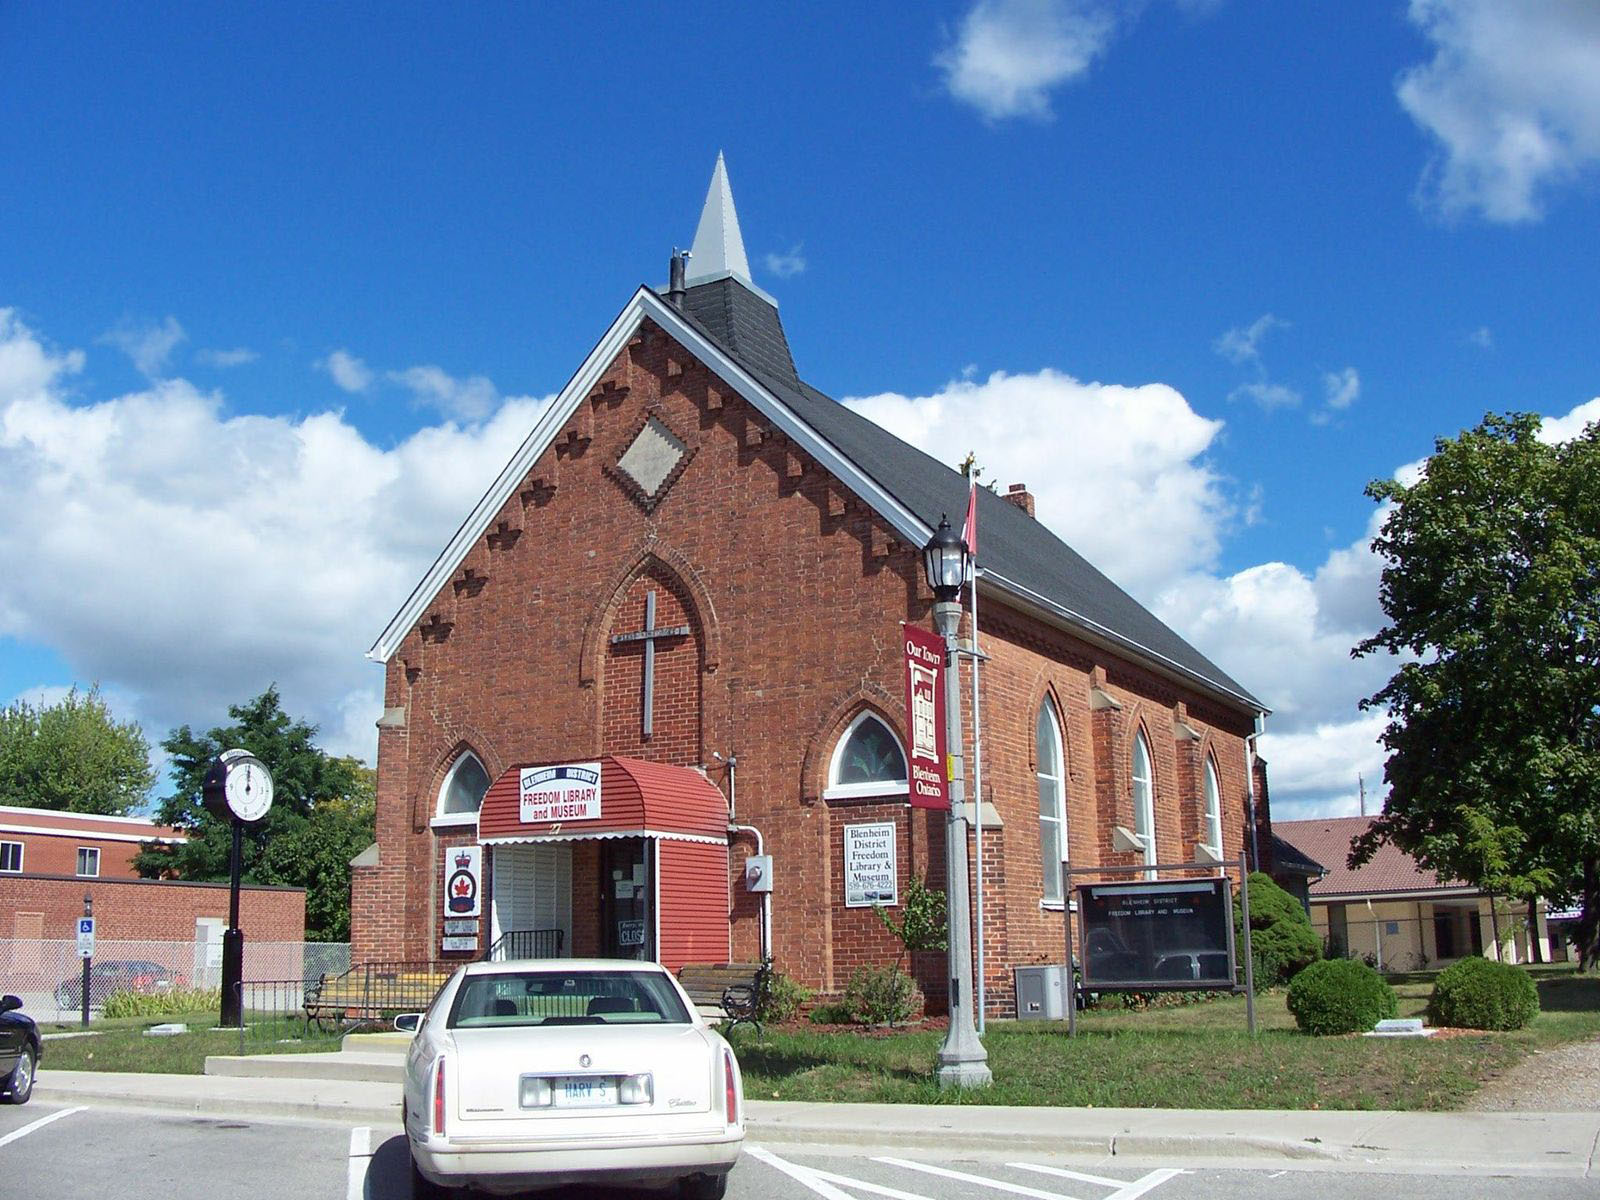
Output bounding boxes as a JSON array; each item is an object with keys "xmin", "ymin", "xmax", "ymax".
[{"xmin": 961, "ymin": 478, "xmax": 978, "ymax": 560}]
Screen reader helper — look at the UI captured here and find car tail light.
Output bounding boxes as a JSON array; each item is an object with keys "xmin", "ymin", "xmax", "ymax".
[
  {"xmin": 519, "ymin": 1076, "xmax": 553, "ymax": 1108},
  {"xmin": 618, "ymin": 1073, "xmax": 653, "ymax": 1105},
  {"xmin": 433, "ymin": 1057, "xmax": 446, "ymax": 1135},
  {"xmin": 723, "ymin": 1050, "xmax": 738, "ymax": 1125}
]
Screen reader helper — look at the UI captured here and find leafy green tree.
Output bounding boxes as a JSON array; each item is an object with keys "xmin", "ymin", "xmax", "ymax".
[
  {"xmin": 135, "ymin": 687, "xmax": 374, "ymax": 941},
  {"xmin": 1351, "ymin": 412, "xmax": 1600, "ymax": 967},
  {"xmin": 0, "ymin": 685, "xmax": 155, "ymax": 814}
]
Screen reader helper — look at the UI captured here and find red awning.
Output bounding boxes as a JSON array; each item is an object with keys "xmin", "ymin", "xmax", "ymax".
[{"xmin": 478, "ymin": 756, "xmax": 728, "ymax": 846}]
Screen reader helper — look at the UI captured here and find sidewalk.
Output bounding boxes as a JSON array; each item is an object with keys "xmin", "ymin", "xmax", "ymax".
[{"xmin": 30, "ymin": 1069, "xmax": 1600, "ymax": 1178}]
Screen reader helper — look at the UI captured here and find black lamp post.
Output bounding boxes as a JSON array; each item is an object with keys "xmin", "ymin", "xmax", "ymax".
[{"xmin": 922, "ymin": 516, "xmax": 992, "ymax": 1088}]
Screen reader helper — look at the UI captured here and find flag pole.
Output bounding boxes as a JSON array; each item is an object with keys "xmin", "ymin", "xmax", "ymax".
[{"xmin": 962, "ymin": 480, "xmax": 987, "ymax": 1033}]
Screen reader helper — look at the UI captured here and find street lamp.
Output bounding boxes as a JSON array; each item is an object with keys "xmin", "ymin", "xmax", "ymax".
[{"xmin": 922, "ymin": 516, "xmax": 992, "ymax": 1089}]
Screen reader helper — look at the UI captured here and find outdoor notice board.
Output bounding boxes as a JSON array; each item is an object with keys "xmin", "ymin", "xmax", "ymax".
[{"xmin": 1077, "ymin": 877, "xmax": 1235, "ymax": 990}]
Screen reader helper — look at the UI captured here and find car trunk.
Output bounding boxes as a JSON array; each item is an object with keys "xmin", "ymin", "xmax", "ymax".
[{"xmin": 450, "ymin": 1023, "xmax": 715, "ymax": 1123}]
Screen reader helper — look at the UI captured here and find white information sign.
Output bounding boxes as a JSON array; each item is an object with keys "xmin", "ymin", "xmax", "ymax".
[
  {"xmin": 440, "ymin": 935, "xmax": 479, "ymax": 953},
  {"xmin": 520, "ymin": 763, "xmax": 602, "ymax": 824},
  {"xmin": 77, "ymin": 915, "xmax": 95, "ymax": 959},
  {"xmin": 443, "ymin": 845, "xmax": 482, "ymax": 918},
  {"xmin": 844, "ymin": 822, "xmax": 898, "ymax": 908},
  {"xmin": 443, "ymin": 918, "xmax": 478, "ymax": 936}
]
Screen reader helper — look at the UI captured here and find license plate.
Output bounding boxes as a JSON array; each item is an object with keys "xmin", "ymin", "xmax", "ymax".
[{"xmin": 556, "ymin": 1077, "xmax": 616, "ymax": 1107}]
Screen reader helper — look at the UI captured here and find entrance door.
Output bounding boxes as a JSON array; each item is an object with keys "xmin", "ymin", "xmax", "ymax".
[
  {"xmin": 600, "ymin": 838, "xmax": 653, "ymax": 961},
  {"xmin": 490, "ymin": 844, "xmax": 573, "ymax": 957}
]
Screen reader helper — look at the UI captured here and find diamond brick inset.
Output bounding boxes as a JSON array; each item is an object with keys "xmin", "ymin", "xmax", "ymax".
[{"xmin": 615, "ymin": 417, "xmax": 687, "ymax": 502}]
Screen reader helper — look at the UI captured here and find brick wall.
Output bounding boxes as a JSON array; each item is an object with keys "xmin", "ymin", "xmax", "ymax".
[
  {"xmin": 0, "ymin": 873, "xmax": 305, "ymax": 942},
  {"xmin": 360, "ymin": 318, "xmax": 1266, "ymax": 1015}
]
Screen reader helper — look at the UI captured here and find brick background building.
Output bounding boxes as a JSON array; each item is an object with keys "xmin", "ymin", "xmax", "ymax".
[
  {"xmin": 0, "ymin": 804, "xmax": 185, "ymax": 881},
  {"xmin": 352, "ymin": 160, "xmax": 1272, "ymax": 1015}
]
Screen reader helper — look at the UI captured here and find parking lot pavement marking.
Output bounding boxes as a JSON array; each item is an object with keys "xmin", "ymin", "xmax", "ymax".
[
  {"xmin": 874, "ymin": 1157, "xmax": 1082, "ymax": 1200},
  {"xmin": 0, "ymin": 1106, "xmax": 86, "ymax": 1151},
  {"xmin": 747, "ymin": 1148, "xmax": 861, "ymax": 1200},
  {"xmin": 1011, "ymin": 1164, "xmax": 1185, "ymax": 1200},
  {"xmin": 347, "ymin": 1125, "xmax": 373, "ymax": 1200},
  {"xmin": 1003, "ymin": 1165, "xmax": 1127, "ymax": 1190}
]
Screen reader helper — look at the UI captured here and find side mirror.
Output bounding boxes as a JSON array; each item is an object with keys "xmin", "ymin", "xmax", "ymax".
[
  {"xmin": 0, "ymin": 995, "xmax": 21, "ymax": 1014},
  {"xmin": 393, "ymin": 1012, "xmax": 421, "ymax": 1033}
]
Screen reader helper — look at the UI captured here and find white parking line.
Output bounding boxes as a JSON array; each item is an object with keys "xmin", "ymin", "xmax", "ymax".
[
  {"xmin": 748, "ymin": 1147, "xmax": 860, "ymax": 1200},
  {"xmin": 346, "ymin": 1125, "xmax": 372, "ymax": 1200},
  {"xmin": 0, "ymin": 1106, "xmax": 87, "ymax": 1150},
  {"xmin": 875, "ymin": 1156, "xmax": 1082, "ymax": 1200},
  {"xmin": 1012, "ymin": 1163, "xmax": 1185, "ymax": 1200}
]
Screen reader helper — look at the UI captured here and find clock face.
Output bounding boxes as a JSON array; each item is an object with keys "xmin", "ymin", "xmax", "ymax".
[{"xmin": 224, "ymin": 758, "xmax": 274, "ymax": 823}]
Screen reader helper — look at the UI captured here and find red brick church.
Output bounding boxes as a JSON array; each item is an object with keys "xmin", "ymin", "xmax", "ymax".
[{"xmin": 352, "ymin": 157, "xmax": 1273, "ymax": 1014}]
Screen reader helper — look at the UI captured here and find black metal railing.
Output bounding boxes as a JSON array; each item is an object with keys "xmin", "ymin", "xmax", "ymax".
[
  {"xmin": 230, "ymin": 978, "xmax": 347, "ymax": 1053},
  {"xmin": 484, "ymin": 928, "xmax": 565, "ymax": 961}
]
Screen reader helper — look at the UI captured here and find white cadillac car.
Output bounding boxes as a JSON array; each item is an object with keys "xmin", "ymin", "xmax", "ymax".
[{"xmin": 398, "ymin": 959, "xmax": 744, "ymax": 1198}]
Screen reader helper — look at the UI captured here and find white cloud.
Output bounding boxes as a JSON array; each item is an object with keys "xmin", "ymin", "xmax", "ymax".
[
  {"xmin": 1228, "ymin": 381, "xmax": 1301, "ymax": 411},
  {"xmin": 845, "ymin": 364, "xmax": 1398, "ymax": 822},
  {"xmin": 936, "ymin": 0, "xmax": 1118, "ymax": 121},
  {"xmin": 1539, "ymin": 396, "xmax": 1600, "ymax": 443},
  {"xmin": 99, "ymin": 316, "xmax": 186, "ymax": 377},
  {"xmin": 1313, "ymin": 366, "xmax": 1361, "ymax": 426},
  {"xmin": 1467, "ymin": 325, "xmax": 1493, "ymax": 349},
  {"xmin": 764, "ymin": 244, "xmax": 807, "ymax": 279},
  {"xmin": 388, "ymin": 364, "xmax": 500, "ymax": 422},
  {"xmin": 196, "ymin": 347, "xmax": 258, "ymax": 368},
  {"xmin": 1213, "ymin": 314, "xmax": 1287, "ymax": 366},
  {"xmin": 0, "ymin": 310, "xmax": 551, "ymax": 769},
  {"xmin": 846, "ymin": 368, "xmax": 1228, "ymax": 598},
  {"xmin": 1398, "ymin": 0, "xmax": 1600, "ymax": 222},
  {"xmin": 320, "ymin": 348, "xmax": 373, "ymax": 394}
]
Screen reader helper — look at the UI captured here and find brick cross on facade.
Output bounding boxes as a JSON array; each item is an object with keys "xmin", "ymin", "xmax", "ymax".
[{"xmin": 609, "ymin": 590, "xmax": 690, "ymax": 738}]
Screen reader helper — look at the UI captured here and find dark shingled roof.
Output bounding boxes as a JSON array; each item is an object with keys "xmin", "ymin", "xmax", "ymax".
[
  {"xmin": 1271, "ymin": 832, "xmax": 1325, "ymax": 878},
  {"xmin": 671, "ymin": 277, "xmax": 1263, "ymax": 711},
  {"xmin": 1274, "ymin": 817, "xmax": 1475, "ymax": 898}
]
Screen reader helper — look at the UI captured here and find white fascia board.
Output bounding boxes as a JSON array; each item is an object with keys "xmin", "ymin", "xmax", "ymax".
[
  {"xmin": 368, "ymin": 287, "xmax": 934, "ymax": 663},
  {"xmin": 976, "ymin": 568, "xmax": 1269, "ymax": 719},
  {"xmin": 368, "ymin": 291, "xmax": 663, "ymax": 663}
]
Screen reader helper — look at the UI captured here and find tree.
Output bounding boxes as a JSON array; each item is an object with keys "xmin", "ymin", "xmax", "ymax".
[
  {"xmin": 1351, "ymin": 412, "xmax": 1600, "ymax": 967},
  {"xmin": 0, "ymin": 685, "xmax": 155, "ymax": 814},
  {"xmin": 135, "ymin": 687, "xmax": 374, "ymax": 941}
]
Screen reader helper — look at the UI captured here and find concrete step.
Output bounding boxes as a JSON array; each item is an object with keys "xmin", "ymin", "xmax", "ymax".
[
  {"xmin": 341, "ymin": 1031, "xmax": 412, "ymax": 1054},
  {"xmin": 205, "ymin": 1050, "xmax": 404, "ymax": 1084}
]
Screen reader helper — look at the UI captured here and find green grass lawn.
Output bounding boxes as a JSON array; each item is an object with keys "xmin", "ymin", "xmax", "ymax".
[
  {"xmin": 39, "ymin": 967, "xmax": 1598, "ymax": 1112},
  {"xmin": 39, "ymin": 1009, "xmax": 342, "ymax": 1075},
  {"xmin": 731, "ymin": 965, "xmax": 1600, "ymax": 1111}
]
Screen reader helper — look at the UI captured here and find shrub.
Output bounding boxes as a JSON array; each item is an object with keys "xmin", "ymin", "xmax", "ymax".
[
  {"xmin": 102, "ymin": 987, "xmax": 222, "ymax": 1019},
  {"xmin": 756, "ymin": 972, "xmax": 811, "ymax": 1025},
  {"xmin": 1426, "ymin": 956, "xmax": 1540, "ymax": 1031},
  {"xmin": 1235, "ymin": 871, "xmax": 1321, "ymax": 987},
  {"xmin": 1286, "ymin": 958, "xmax": 1398, "ymax": 1035},
  {"xmin": 841, "ymin": 965, "xmax": 921, "ymax": 1026}
]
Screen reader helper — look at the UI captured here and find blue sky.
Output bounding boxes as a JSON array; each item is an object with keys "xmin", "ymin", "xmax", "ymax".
[{"xmin": 2, "ymin": 1, "xmax": 1597, "ymax": 818}]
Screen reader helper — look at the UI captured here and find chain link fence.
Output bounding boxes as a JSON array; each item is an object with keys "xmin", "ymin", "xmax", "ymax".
[
  {"xmin": 0, "ymin": 938, "xmax": 350, "ymax": 1016},
  {"xmin": 1320, "ymin": 911, "xmax": 1566, "ymax": 974}
]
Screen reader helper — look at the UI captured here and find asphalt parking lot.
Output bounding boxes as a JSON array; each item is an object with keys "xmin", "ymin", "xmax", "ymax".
[{"xmin": 6, "ymin": 1103, "xmax": 1598, "ymax": 1200}]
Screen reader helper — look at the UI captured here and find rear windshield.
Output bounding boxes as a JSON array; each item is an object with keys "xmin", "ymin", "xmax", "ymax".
[{"xmin": 448, "ymin": 969, "xmax": 692, "ymax": 1028}]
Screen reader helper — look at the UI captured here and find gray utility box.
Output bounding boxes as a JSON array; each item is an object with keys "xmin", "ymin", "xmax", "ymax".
[{"xmin": 1014, "ymin": 964, "xmax": 1068, "ymax": 1020}]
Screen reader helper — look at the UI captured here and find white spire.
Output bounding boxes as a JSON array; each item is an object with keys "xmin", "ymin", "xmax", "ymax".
[{"xmin": 686, "ymin": 152, "xmax": 752, "ymax": 285}]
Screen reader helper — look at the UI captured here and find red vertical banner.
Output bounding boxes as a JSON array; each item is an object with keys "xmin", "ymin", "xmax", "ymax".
[{"xmin": 902, "ymin": 622, "xmax": 948, "ymax": 810}]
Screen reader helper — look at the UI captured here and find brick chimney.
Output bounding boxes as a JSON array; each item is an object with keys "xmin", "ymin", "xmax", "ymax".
[{"xmin": 1004, "ymin": 483, "xmax": 1035, "ymax": 518}]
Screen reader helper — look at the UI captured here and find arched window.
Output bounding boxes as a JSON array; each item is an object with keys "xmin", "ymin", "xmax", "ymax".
[
  {"xmin": 825, "ymin": 712, "xmax": 908, "ymax": 799},
  {"xmin": 1036, "ymin": 698, "xmax": 1067, "ymax": 903},
  {"xmin": 435, "ymin": 752, "xmax": 491, "ymax": 824},
  {"xmin": 1202, "ymin": 757, "xmax": 1224, "ymax": 861},
  {"xmin": 1132, "ymin": 730, "xmax": 1156, "ymax": 873}
]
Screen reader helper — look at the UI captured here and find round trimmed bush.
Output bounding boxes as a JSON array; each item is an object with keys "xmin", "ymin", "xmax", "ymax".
[
  {"xmin": 1235, "ymin": 872, "xmax": 1322, "ymax": 987},
  {"xmin": 1286, "ymin": 957, "xmax": 1398, "ymax": 1035},
  {"xmin": 1426, "ymin": 956, "xmax": 1540, "ymax": 1031}
]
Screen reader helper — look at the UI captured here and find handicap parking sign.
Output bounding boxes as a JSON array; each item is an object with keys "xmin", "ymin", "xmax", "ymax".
[{"xmin": 77, "ymin": 916, "xmax": 94, "ymax": 958}]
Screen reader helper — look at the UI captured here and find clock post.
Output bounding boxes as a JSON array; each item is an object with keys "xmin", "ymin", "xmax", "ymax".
[{"xmin": 204, "ymin": 749, "xmax": 274, "ymax": 1028}]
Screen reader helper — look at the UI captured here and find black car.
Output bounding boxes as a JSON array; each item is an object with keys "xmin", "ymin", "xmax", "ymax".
[{"xmin": 1, "ymin": 994, "xmax": 39, "ymax": 1104}]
